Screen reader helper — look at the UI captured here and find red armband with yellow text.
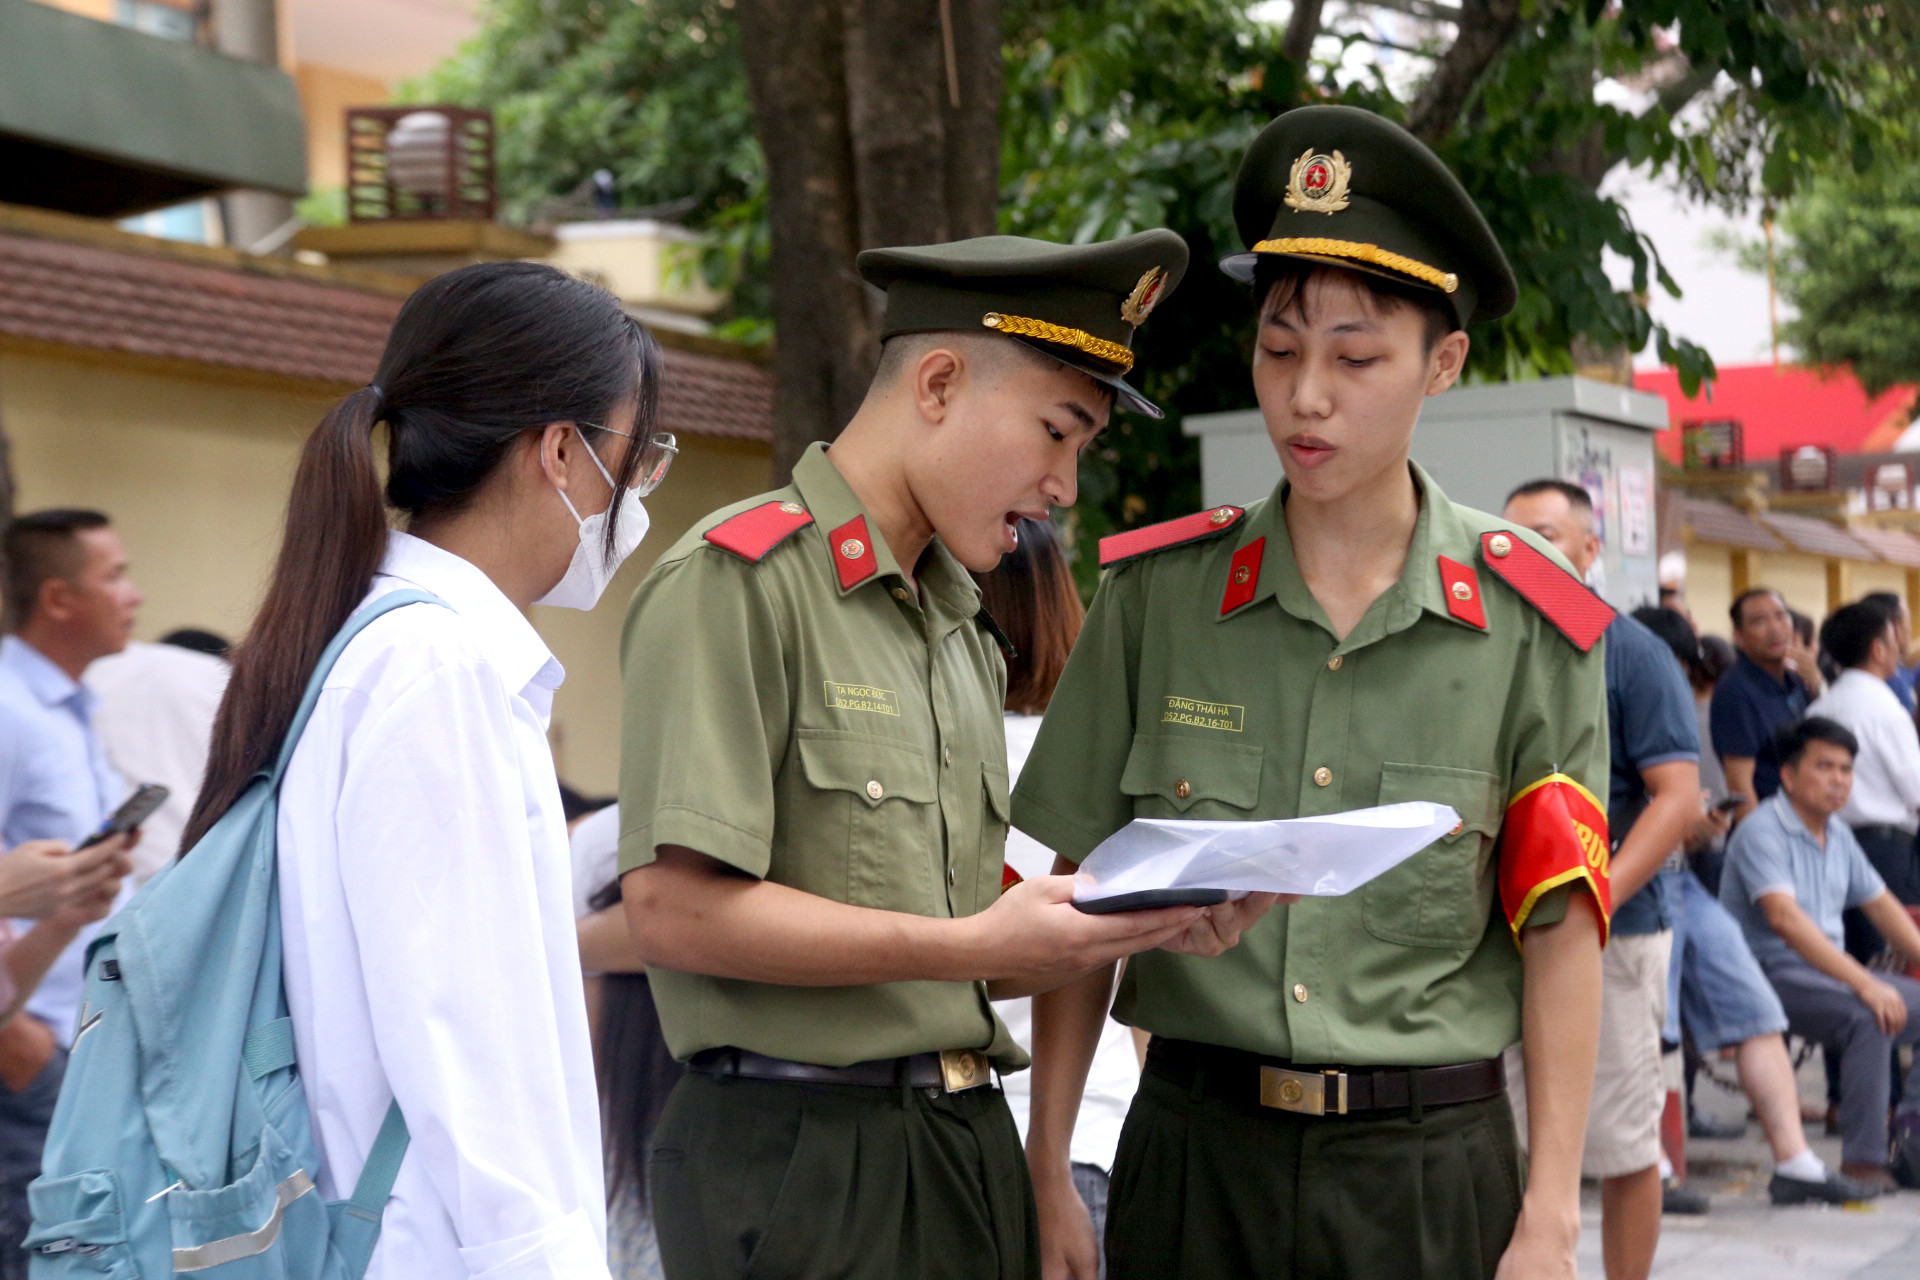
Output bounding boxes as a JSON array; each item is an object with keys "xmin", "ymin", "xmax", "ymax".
[{"xmin": 1500, "ymin": 773, "xmax": 1612, "ymax": 945}]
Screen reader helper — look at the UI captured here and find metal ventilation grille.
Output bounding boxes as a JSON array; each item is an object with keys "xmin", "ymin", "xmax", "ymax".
[{"xmin": 346, "ymin": 107, "xmax": 496, "ymax": 223}]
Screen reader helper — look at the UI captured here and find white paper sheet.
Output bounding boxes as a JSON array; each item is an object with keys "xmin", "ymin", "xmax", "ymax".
[{"xmin": 1071, "ymin": 802, "xmax": 1463, "ymax": 905}]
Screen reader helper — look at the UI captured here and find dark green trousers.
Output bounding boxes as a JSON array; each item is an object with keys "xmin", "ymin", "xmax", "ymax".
[
  {"xmin": 1107, "ymin": 1066, "xmax": 1524, "ymax": 1280},
  {"xmin": 650, "ymin": 1071, "xmax": 1039, "ymax": 1280}
]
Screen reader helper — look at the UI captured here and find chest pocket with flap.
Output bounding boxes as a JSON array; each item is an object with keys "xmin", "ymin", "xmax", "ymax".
[
  {"xmin": 1362, "ymin": 761, "xmax": 1502, "ymax": 949},
  {"xmin": 795, "ymin": 731, "xmax": 941, "ymax": 913},
  {"xmin": 970, "ymin": 762, "xmax": 1011, "ymax": 914},
  {"xmin": 1119, "ymin": 734, "xmax": 1265, "ymax": 817}
]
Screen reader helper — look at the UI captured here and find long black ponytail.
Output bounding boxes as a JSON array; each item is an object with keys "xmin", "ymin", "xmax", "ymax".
[{"xmin": 184, "ymin": 262, "xmax": 659, "ymax": 850}]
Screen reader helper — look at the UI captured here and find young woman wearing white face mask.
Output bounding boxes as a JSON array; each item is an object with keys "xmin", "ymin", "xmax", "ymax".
[{"xmin": 181, "ymin": 261, "xmax": 671, "ymax": 1280}]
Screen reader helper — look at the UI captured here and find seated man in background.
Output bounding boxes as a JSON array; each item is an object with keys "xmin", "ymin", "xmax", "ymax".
[
  {"xmin": 1635, "ymin": 607, "xmax": 1874, "ymax": 1207},
  {"xmin": 1721, "ymin": 717, "xmax": 1920, "ymax": 1191}
]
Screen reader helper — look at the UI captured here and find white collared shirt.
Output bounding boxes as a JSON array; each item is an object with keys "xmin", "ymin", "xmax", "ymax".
[
  {"xmin": 277, "ymin": 532, "xmax": 609, "ymax": 1280},
  {"xmin": 85, "ymin": 640, "xmax": 229, "ymax": 883},
  {"xmin": 1807, "ymin": 667, "xmax": 1920, "ymax": 832}
]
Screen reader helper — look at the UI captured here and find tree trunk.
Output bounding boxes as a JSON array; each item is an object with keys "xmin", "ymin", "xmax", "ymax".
[
  {"xmin": 738, "ymin": 0, "xmax": 1002, "ymax": 483},
  {"xmin": 736, "ymin": 0, "xmax": 874, "ymax": 482},
  {"xmin": 1407, "ymin": 0, "xmax": 1523, "ymax": 144},
  {"xmin": 1282, "ymin": 0, "xmax": 1327, "ymax": 67}
]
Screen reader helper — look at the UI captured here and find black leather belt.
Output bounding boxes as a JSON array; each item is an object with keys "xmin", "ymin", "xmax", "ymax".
[
  {"xmin": 688, "ymin": 1045, "xmax": 993, "ymax": 1093},
  {"xmin": 1146, "ymin": 1037, "xmax": 1505, "ymax": 1117}
]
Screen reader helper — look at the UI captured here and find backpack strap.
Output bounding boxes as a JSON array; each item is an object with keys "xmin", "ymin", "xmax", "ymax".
[
  {"xmin": 327, "ymin": 1101, "xmax": 410, "ymax": 1280},
  {"xmin": 236, "ymin": 1020, "xmax": 409, "ymax": 1215},
  {"xmin": 348, "ymin": 1102, "xmax": 410, "ymax": 1216},
  {"xmin": 268, "ymin": 590, "xmax": 447, "ymax": 781}
]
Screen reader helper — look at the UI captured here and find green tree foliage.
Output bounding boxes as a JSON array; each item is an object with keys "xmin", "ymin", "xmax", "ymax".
[
  {"xmin": 998, "ymin": 0, "xmax": 1865, "ymax": 585},
  {"xmin": 1769, "ymin": 163, "xmax": 1920, "ymax": 397},
  {"xmin": 1729, "ymin": 3, "xmax": 1920, "ymax": 398},
  {"xmin": 410, "ymin": 0, "xmax": 769, "ymax": 334},
  {"xmin": 422, "ymin": 0, "xmax": 1873, "ymax": 585}
]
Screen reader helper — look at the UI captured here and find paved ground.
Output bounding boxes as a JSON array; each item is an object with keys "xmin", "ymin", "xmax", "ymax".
[{"xmin": 1571, "ymin": 1053, "xmax": 1920, "ymax": 1278}]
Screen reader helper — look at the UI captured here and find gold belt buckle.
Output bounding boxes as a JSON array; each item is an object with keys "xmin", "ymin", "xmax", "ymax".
[
  {"xmin": 1259, "ymin": 1066, "xmax": 1348, "ymax": 1116},
  {"xmin": 939, "ymin": 1048, "xmax": 990, "ymax": 1092}
]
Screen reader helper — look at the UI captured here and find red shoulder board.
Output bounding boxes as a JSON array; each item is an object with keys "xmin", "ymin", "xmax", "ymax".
[
  {"xmin": 1100, "ymin": 506, "xmax": 1244, "ymax": 568},
  {"xmin": 1479, "ymin": 531, "xmax": 1615, "ymax": 653},
  {"xmin": 704, "ymin": 500, "xmax": 814, "ymax": 563},
  {"xmin": 1001, "ymin": 863, "xmax": 1023, "ymax": 894},
  {"xmin": 1436, "ymin": 556, "xmax": 1487, "ymax": 630}
]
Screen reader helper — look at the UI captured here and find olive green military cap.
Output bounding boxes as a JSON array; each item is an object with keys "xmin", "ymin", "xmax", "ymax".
[
  {"xmin": 1221, "ymin": 105, "xmax": 1517, "ymax": 326},
  {"xmin": 857, "ymin": 230, "xmax": 1188, "ymax": 418}
]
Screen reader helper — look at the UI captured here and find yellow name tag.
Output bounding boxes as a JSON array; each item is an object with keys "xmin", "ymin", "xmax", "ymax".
[
  {"xmin": 825, "ymin": 681, "xmax": 901, "ymax": 717},
  {"xmin": 1161, "ymin": 695, "xmax": 1245, "ymax": 733}
]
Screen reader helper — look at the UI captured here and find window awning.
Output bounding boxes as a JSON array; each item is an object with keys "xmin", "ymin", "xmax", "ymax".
[{"xmin": 0, "ymin": 0, "xmax": 305, "ymax": 218}]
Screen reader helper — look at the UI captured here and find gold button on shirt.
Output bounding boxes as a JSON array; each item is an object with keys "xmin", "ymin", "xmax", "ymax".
[
  {"xmin": 1011, "ymin": 462, "xmax": 1608, "ymax": 1067},
  {"xmin": 619, "ymin": 443, "xmax": 1020, "ymax": 1070}
]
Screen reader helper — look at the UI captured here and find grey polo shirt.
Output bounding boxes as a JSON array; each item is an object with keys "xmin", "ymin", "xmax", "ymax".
[{"xmin": 1719, "ymin": 792, "xmax": 1885, "ymax": 970}]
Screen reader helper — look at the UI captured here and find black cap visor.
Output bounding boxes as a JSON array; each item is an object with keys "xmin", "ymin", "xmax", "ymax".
[{"xmin": 1005, "ymin": 333, "xmax": 1163, "ymax": 419}]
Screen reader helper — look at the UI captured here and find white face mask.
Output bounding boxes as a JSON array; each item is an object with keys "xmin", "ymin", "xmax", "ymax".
[{"xmin": 534, "ymin": 427, "xmax": 651, "ymax": 610}]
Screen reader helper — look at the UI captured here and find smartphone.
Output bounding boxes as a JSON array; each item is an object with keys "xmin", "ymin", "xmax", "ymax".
[
  {"xmin": 76, "ymin": 783, "xmax": 170, "ymax": 850},
  {"xmin": 1073, "ymin": 888, "xmax": 1231, "ymax": 914},
  {"xmin": 1713, "ymin": 795, "xmax": 1747, "ymax": 815}
]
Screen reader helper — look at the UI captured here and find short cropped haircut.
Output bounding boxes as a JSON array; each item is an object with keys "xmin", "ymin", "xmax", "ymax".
[
  {"xmin": 1699, "ymin": 633, "xmax": 1734, "ymax": 684},
  {"xmin": 1505, "ymin": 479, "xmax": 1594, "ymax": 516},
  {"xmin": 1632, "ymin": 605, "xmax": 1702, "ymax": 681},
  {"xmin": 1775, "ymin": 715, "xmax": 1858, "ymax": 768},
  {"xmin": 1862, "ymin": 590, "xmax": 1905, "ymax": 628},
  {"xmin": 976, "ymin": 518, "xmax": 1085, "ymax": 716},
  {"xmin": 160, "ymin": 628, "xmax": 231, "ymax": 659},
  {"xmin": 1729, "ymin": 586, "xmax": 1785, "ymax": 629},
  {"xmin": 4, "ymin": 509, "xmax": 110, "ymax": 629},
  {"xmin": 1255, "ymin": 258, "xmax": 1455, "ymax": 353},
  {"xmin": 870, "ymin": 329, "xmax": 1107, "ymax": 403},
  {"xmin": 1819, "ymin": 601, "xmax": 1893, "ymax": 671}
]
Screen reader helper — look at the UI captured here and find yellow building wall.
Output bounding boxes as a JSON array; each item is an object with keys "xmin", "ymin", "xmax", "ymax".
[
  {"xmin": 1749, "ymin": 552, "xmax": 1831, "ymax": 623},
  {"xmin": 295, "ymin": 63, "xmax": 391, "ymax": 194},
  {"xmin": 2, "ymin": 349, "xmax": 772, "ymax": 796},
  {"xmin": 1682, "ymin": 543, "xmax": 1914, "ymax": 640},
  {"xmin": 26, "ymin": 0, "xmax": 115, "ymax": 21},
  {"xmin": 2, "ymin": 350, "xmax": 324, "ymax": 639},
  {"xmin": 1848, "ymin": 562, "xmax": 1908, "ymax": 605},
  {"xmin": 1683, "ymin": 545, "xmax": 1735, "ymax": 638}
]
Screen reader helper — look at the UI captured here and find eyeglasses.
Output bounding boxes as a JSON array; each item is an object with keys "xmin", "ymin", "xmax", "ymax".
[{"xmin": 581, "ymin": 424, "xmax": 678, "ymax": 496}]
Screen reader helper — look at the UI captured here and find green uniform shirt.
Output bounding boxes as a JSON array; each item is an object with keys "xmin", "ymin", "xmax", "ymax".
[
  {"xmin": 1011, "ymin": 462, "xmax": 1608, "ymax": 1067},
  {"xmin": 618, "ymin": 443, "xmax": 1024, "ymax": 1070}
]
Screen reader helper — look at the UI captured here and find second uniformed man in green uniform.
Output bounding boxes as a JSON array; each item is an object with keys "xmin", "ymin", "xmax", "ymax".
[
  {"xmin": 617, "ymin": 231, "xmax": 1268, "ymax": 1280},
  {"xmin": 1012, "ymin": 107, "xmax": 1615, "ymax": 1280}
]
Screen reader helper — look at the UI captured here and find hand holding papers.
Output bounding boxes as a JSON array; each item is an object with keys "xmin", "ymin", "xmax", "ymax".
[{"xmin": 1071, "ymin": 802, "xmax": 1463, "ymax": 914}]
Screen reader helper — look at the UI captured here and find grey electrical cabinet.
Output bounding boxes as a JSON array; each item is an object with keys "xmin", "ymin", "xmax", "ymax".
[{"xmin": 1181, "ymin": 376, "xmax": 1670, "ymax": 611}]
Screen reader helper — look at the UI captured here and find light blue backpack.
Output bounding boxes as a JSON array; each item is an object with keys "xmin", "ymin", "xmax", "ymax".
[{"xmin": 26, "ymin": 591, "xmax": 443, "ymax": 1278}]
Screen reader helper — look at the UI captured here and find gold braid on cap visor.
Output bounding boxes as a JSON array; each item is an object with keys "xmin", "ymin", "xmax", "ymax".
[
  {"xmin": 1253, "ymin": 238, "xmax": 1459, "ymax": 294},
  {"xmin": 981, "ymin": 313, "xmax": 1134, "ymax": 372}
]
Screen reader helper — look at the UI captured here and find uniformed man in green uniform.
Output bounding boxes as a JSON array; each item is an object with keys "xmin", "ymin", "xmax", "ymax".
[
  {"xmin": 1012, "ymin": 106, "xmax": 1615, "ymax": 1280},
  {"xmin": 617, "ymin": 231, "xmax": 1256, "ymax": 1280}
]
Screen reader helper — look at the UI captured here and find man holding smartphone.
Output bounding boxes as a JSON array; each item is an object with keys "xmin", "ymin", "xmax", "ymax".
[{"xmin": 0, "ymin": 509, "xmax": 141, "ymax": 1277}]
